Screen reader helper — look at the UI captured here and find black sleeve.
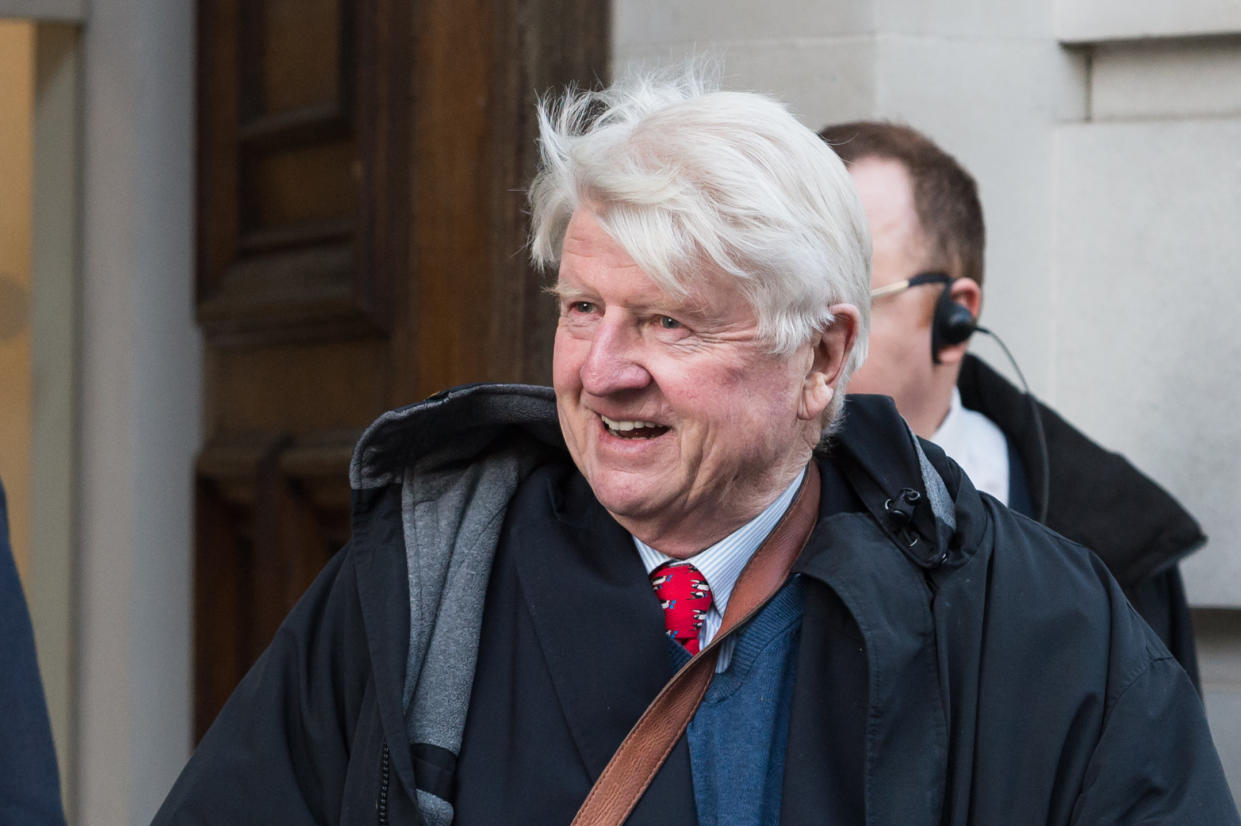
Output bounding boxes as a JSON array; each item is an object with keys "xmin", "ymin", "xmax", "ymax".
[
  {"xmin": 1125, "ymin": 567, "xmax": 1201, "ymax": 692},
  {"xmin": 0, "ymin": 480, "xmax": 67, "ymax": 825},
  {"xmin": 152, "ymin": 547, "xmax": 371, "ymax": 825},
  {"xmin": 1070, "ymin": 656, "xmax": 1239, "ymax": 825}
]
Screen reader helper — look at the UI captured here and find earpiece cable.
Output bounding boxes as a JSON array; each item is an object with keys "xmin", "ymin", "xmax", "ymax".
[{"xmin": 973, "ymin": 325, "xmax": 1050, "ymax": 524}]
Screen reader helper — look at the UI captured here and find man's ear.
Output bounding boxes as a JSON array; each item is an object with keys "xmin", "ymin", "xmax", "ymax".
[
  {"xmin": 936, "ymin": 277, "xmax": 982, "ymax": 366},
  {"xmin": 799, "ymin": 303, "xmax": 860, "ymax": 422}
]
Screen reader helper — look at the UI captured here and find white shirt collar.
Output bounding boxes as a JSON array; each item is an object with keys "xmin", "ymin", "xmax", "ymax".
[
  {"xmin": 632, "ymin": 467, "xmax": 806, "ymax": 617},
  {"xmin": 931, "ymin": 387, "xmax": 1011, "ymax": 505}
]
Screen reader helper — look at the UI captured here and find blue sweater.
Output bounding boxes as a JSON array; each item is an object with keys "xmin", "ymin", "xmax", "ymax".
[{"xmin": 670, "ymin": 578, "xmax": 805, "ymax": 825}]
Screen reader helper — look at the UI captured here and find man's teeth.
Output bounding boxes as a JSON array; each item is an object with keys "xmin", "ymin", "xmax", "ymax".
[{"xmin": 601, "ymin": 415, "xmax": 661, "ymax": 432}]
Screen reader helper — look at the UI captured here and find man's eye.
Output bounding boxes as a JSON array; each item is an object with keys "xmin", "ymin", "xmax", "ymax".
[
  {"xmin": 657, "ymin": 316, "xmax": 681, "ymax": 330},
  {"xmin": 570, "ymin": 301, "xmax": 596, "ymax": 314}
]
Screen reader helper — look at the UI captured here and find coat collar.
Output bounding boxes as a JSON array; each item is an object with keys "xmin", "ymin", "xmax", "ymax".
[
  {"xmin": 513, "ymin": 466, "xmax": 700, "ymax": 821},
  {"xmin": 350, "ymin": 383, "xmax": 562, "ymax": 490},
  {"xmin": 349, "ymin": 483, "xmax": 425, "ymax": 808},
  {"xmin": 786, "ymin": 397, "xmax": 968, "ymax": 825},
  {"xmin": 513, "ymin": 468, "xmax": 678, "ymax": 777},
  {"xmin": 792, "ymin": 510, "xmax": 950, "ymax": 826}
]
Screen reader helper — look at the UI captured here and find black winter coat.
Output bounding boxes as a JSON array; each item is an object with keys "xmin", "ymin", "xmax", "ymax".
[{"xmin": 153, "ymin": 386, "xmax": 1238, "ymax": 825}]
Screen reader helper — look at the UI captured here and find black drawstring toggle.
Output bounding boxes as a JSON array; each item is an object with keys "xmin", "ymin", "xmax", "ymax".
[{"xmin": 884, "ymin": 488, "xmax": 923, "ymax": 548}]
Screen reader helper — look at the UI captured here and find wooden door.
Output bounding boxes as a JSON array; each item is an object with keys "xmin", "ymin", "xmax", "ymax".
[{"xmin": 193, "ymin": 0, "xmax": 609, "ymax": 740}]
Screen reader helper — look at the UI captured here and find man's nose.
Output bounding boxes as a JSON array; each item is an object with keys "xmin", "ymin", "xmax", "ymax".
[{"xmin": 580, "ymin": 318, "xmax": 651, "ymax": 395}]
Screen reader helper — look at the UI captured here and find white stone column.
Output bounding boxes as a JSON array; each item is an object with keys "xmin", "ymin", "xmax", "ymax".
[{"xmin": 77, "ymin": 0, "xmax": 200, "ymax": 822}]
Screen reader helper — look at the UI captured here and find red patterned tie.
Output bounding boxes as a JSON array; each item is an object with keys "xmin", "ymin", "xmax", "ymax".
[{"xmin": 649, "ymin": 561, "xmax": 713, "ymax": 655}]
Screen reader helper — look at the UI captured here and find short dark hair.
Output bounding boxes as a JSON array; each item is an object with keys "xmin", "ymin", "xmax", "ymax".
[{"xmin": 818, "ymin": 121, "xmax": 985, "ymax": 288}]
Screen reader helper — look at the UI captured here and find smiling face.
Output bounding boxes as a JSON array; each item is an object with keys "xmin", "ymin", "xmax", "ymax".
[{"xmin": 552, "ymin": 208, "xmax": 852, "ymax": 556}]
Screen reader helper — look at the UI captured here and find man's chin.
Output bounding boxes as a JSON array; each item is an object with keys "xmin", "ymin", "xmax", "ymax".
[
  {"xmin": 592, "ymin": 488, "xmax": 659, "ymax": 521},
  {"xmin": 586, "ymin": 477, "xmax": 667, "ymax": 524}
]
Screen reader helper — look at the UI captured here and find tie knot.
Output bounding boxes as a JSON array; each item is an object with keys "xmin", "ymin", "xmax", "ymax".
[{"xmin": 649, "ymin": 561, "xmax": 713, "ymax": 655}]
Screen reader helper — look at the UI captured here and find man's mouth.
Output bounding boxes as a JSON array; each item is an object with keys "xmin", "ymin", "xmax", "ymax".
[{"xmin": 599, "ymin": 414, "xmax": 670, "ymax": 439}]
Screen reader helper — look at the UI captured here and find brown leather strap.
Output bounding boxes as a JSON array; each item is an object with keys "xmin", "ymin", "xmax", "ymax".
[{"xmin": 570, "ymin": 462, "xmax": 822, "ymax": 826}]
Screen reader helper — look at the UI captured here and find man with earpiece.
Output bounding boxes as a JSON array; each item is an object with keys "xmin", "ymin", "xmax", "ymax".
[{"xmin": 820, "ymin": 121, "xmax": 1204, "ymax": 688}]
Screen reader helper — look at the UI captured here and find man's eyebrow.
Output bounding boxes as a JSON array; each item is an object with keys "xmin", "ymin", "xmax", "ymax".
[
  {"xmin": 654, "ymin": 295, "xmax": 713, "ymax": 322},
  {"xmin": 548, "ymin": 281, "xmax": 589, "ymax": 300},
  {"xmin": 547, "ymin": 281, "xmax": 714, "ymax": 321}
]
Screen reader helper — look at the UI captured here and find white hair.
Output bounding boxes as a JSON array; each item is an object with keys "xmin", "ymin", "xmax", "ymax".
[{"xmin": 529, "ymin": 64, "xmax": 871, "ymax": 431}]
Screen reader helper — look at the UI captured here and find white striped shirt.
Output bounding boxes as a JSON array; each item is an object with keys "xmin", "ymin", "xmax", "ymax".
[{"xmin": 633, "ymin": 467, "xmax": 807, "ymax": 672}]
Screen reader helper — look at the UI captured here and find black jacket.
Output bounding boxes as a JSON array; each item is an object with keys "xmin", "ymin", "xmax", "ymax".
[
  {"xmin": 154, "ymin": 385, "xmax": 1238, "ymax": 825},
  {"xmin": 0, "ymin": 479, "xmax": 67, "ymax": 826},
  {"xmin": 959, "ymin": 354, "xmax": 1205, "ymax": 685}
]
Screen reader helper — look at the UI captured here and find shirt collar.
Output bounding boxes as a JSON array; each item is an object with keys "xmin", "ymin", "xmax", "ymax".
[
  {"xmin": 931, "ymin": 387, "xmax": 1011, "ymax": 504},
  {"xmin": 633, "ymin": 467, "xmax": 807, "ymax": 616}
]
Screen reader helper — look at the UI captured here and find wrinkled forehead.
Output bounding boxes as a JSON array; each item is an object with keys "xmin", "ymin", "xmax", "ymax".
[
  {"xmin": 558, "ymin": 206, "xmax": 755, "ymax": 313},
  {"xmin": 557, "ymin": 259, "xmax": 757, "ymax": 331}
]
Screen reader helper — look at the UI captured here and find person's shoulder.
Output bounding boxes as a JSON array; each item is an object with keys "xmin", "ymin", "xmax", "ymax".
[
  {"xmin": 349, "ymin": 383, "xmax": 563, "ymax": 489},
  {"xmin": 973, "ymin": 494, "xmax": 1121, "ymax": 605},
  {"xmin": 967, "ymin": 498, "xmax": 1170, "ymax": 688},
  {"xmin": 0, "ymin": 478, "xmax": 68, "ymax": 825}
]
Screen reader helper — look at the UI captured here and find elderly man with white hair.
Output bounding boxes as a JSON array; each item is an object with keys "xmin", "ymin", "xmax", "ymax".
[{"xmin": 155, "ymin": 68, "xmax": 1237, "ymax": 826}]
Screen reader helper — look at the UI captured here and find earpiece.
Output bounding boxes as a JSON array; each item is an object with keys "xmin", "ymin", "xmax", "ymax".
[
  {"xmin": 870, "ymin": 271, "xmax": 978, "ymax": 363},
  {"xmin": 870, "ymin": 271, "xmax": 1044, "ymax": 520},
  {"xmin": 930, "ymin": 281, "xmax": 977, "ymax": 364}
]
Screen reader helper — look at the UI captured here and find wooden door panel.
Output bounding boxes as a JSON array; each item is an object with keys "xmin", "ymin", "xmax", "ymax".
[
  {"xmin": 193, "ymin": 0, "xmax": 609, "ymax": 740},
  {"xmin": 198, "ymin": 0, "xmax": 387, "ymax": 345},
  {"xmin": 253, "ymin": 0, "xmax": 345, "ymax": 114},
  {"xmin": 207, "ymin": 340, "xmax": 390, "ymax": 435},
  {"xmin": 194, "ymin": 430, "xmax": 349, "ymax": 737}
]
